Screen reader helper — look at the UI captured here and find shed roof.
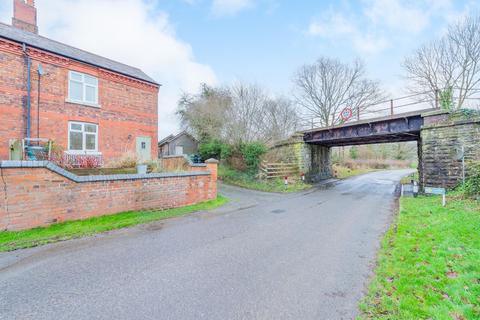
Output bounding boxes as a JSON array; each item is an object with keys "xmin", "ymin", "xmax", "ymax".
[{"xmin": 158, "ymin": 131, "xmax": 197, "ymax": 146}]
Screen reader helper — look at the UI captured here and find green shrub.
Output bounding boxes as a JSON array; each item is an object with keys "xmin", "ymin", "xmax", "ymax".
[
  {"xmin": 198, "ymin": 140, "xmax": 231, "ymax": 161},
  {"xmin": 439, "ymin": 87, "xmax": 453, "ymax": 110},
  {"xmin": 349, "ymin": 146, "xmax": 359, "ymax": 160},
  {"xmin": 460, "ymin": 161, "xmax": 480, "ymax": 197},
  {"xmin": 240, "ymin": 142, "xmax": 267, "ymax": 171}
]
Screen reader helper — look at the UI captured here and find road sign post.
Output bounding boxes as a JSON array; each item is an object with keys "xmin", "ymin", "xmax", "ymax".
[{"xmin": 424, "ymin": 187, "xmax": 446, "ymax": 207}]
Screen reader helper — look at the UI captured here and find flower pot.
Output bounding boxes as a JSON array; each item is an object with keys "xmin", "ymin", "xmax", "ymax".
[{"xmin": 136, "ymin": 164, "xmax": 147, "ymax": 174}]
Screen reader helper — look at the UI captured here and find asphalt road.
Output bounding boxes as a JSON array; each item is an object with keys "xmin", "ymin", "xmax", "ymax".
[{"xmin": 0, "ymin": 169, "xmax": 413, "ymax": 320}]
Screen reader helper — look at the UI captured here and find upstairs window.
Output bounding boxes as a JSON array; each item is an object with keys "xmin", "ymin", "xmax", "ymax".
[
  {"xmin": 68, "ymin": 71, "xmax": 98, "ymax": 106},
  {"xmin": 68, "ymin": 121, "xmax": 98, "ymax": 153}
]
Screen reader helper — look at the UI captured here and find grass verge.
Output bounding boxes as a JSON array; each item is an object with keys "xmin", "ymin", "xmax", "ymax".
[
  {"xmin": 400, "ymin": 172, "xmax": 419, "ymax": 185},
  {"xmin": 332, "ymin": 164, "xmax": 377, "ymax": 179},
  {"xmin": 219, "ymin": 164, "xmax": 311, "ymax": 193},
  {"xmin": 359, "ymin": 194, "xmax": 480, "ymax": 319},
  {"xmin": 0, "ymin": 195, "xmax": 228, "ymax": 252}
]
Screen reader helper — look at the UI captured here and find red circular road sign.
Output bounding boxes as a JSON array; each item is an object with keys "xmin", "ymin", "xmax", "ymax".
[{"xmin": 340, "ymin": 107, "xmax": 353, "ymax": 121}]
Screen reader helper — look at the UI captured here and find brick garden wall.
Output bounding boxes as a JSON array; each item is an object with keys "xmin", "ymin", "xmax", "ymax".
[
  {"xmin": 0, "ymin": 37, "xmax": 159, "ymax": 162},
  {"xmin": 0, "ymin": 160, "xmax": 218, "ymax": 231}
]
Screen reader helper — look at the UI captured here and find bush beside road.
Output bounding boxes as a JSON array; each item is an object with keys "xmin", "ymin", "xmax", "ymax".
[
  {"xmin": 332, "ymin": 164, "xmax": 378, "ymax": 179},
  {"xmin": 218, "ymin": 164, "xmax": 311, "ymax": 193}
]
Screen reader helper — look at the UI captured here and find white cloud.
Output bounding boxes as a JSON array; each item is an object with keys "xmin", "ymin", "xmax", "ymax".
[
  {"xmin": 307, "ymin": 12, "xmax": 390, "ymax": 55},
  {"xmin": 0, "ymin": 1, "xmax": 12, "ymax": 23},
  {"xmin": 363, "ymin": 0, "xmax": 429, "ymax": 34},
  {"xmin": 211, "ymin": 0, "xmax": 254, "ymax": 17},
  {"xmin": 182, "ymin": 0, "xmax": 199, "ymax": 4},
  {"xmin": 352, "ymin": 34, "xmax": 389, "ymax": 54},
  {"xmin": 0, "ymin": 0, "xmax": 216, "ymax": 138},
  {"xmin": 306, "ymin": 0, "xmax": 462, "ymax": 55},
  {"xmin": 308, "ymin": 13, "xmax": 355, "ymax": 37}
]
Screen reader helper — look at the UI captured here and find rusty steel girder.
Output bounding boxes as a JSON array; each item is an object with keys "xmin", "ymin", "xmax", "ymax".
[{"xmin": 303, "ymin": 115, "xmax": 424, "ymax": 147}]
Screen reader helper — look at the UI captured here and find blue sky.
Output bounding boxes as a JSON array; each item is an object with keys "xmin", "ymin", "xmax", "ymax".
[
  {"xmin": 0, "ymin": 0, "xmax": 478, "ymax": 136},
  {"xmin": 163, "ymin": 0, "xmax": 477, "ymax": 94}
]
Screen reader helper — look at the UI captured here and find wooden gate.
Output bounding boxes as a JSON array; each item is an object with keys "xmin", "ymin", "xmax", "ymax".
[{"xmin": 259, "ymin": 161, "xmax": 299, "ymax": 179}]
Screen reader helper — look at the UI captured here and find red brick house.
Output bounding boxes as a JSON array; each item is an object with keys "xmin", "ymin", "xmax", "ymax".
[{"xmin": 0, "ymin": 0, "xmax": 159, "ymax": 164}]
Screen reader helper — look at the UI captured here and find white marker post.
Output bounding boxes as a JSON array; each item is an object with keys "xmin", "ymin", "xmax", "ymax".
[{"xmin": 413, "ymin": 181, "xmax": 419, "ymax": 198}]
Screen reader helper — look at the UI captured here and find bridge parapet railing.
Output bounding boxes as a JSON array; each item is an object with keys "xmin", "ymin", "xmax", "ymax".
[{"xmin": 300, "ymin": 88, "xmax": 480, "ymax": 130}]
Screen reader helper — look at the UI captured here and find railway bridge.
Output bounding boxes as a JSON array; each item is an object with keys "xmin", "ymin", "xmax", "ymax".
[{"xmin": 301, "ymin": 109, "xmax": 480, "ymax": 189}]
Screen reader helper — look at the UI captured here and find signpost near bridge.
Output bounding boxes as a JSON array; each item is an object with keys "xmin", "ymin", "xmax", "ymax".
[{"xmin": 424, "ymin": 187, "xmax": 447, "ymax": 207}]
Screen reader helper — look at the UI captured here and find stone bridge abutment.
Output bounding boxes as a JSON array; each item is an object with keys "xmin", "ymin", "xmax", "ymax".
[{"xmin": 420, "ymin": 110, "xmax": 480, "ymax": 189}]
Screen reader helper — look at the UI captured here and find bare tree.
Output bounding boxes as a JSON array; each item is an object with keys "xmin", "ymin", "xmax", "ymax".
[
  {"xmin": 177, "ymin": 83, "xmax": 231, "ymax": 141},
  {"xmin": 404, "ymin": 15, "xmax": 480, "ymax": 109},
  {"xmin": 177, "ymin": 82, "xmax": 301, "ymax": 146},
  {"xmin": 226, "ymin": 83, "xmax": 300, "ymax": 145},
  {"xmin": 226, "ymin": 83, "xmax": 268, "ymax": 145},
  {"xmin": 261, "ymin": 97, "xmax": 300, "ymax": 143},
  {"xmin": 293, "ymin": 57, "xmax": 384, "ymax": 127}
]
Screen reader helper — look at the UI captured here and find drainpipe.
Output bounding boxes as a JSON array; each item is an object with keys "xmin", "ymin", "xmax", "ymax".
[
  {"xmin": 37, "ymin": 64, "xmax": 45, "ymax": 141},
  {"xmin": 22, "ymin": 43, "xmax": 32, "ymax": 142}
]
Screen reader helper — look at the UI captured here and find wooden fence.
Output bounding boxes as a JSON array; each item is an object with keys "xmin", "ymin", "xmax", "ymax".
[{"xmin": 259, "ymin": 161, "xmax": 300, "ymax": 179}]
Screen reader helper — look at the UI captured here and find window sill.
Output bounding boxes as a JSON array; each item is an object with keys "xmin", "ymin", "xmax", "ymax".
[
  {"xmin": 65, "ymin": 99, "xmax": 101, "ymax": 108},
  {"xmin": 65, "ymin": 151, "xmax": 102, "ymax": 156}
]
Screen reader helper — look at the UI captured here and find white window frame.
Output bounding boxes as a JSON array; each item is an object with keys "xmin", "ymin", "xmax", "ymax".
[
  {"xmin": 67, "ymin": 121, "xmax": 100, "ymax": 154},
  {"xmin": 67, "ymin": 71, "xmax": 99, "ymax": 107},
  {"xmin": 175, "ymin": 145, "xmax": 184, "ymax": 155}
]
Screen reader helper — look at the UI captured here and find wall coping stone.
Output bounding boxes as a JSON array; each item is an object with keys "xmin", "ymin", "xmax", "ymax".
[
  {"xmin": 422, "ymin": 118, "xmax": 480, "ymax": 130},
  {"xmin": 205, "ymin": 158, "xmax": 219, "ymax": 164},
  {"xmin": 421, "ymin": 110, "xmax": 450, "ymax": 117},
  {"xmin": 271, "ymin": 133, "xmax": 305, "ymax": 148},
  {"xmin": 162, "ymin": 155, "xmax": 207, "ymax": 167},
  {"xmin": 0, "ymin": 161, "xmax": 210, "ymax": 183}
]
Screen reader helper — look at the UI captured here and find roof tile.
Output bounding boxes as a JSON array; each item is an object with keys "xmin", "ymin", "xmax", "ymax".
[{"xmin": 0, "ymin": 22, "xmax": 158, "ymax": 85}]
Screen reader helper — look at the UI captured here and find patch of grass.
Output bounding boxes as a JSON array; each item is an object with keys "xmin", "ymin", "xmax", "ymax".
[
  {"xmin": 0, "ymin": 196, "xmax": 228, "ymax": 252},
  {"xmin": 332, "ymin": 164, "xmax": 377, "ymax": 179},
  {"xmin": 219, "ymin": 164, "xmax": 311, "ymax": 193},
  {"xmin": 359, "ymin": 194, "xmax": 480, "ymax": 319},
  {"xmin": 400, "ymin": 172, "xmax": 419, "ymax": 185}
]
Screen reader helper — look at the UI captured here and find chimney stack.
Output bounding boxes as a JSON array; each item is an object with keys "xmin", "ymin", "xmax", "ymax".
[{"xmin": 12, "ymin": 0, "xmax": 38, "ymax": 34}]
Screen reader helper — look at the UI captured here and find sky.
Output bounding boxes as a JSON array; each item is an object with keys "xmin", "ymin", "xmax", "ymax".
[{"xmin": 0, "ymin": 0, "xmax": 478, "ymax": 137}]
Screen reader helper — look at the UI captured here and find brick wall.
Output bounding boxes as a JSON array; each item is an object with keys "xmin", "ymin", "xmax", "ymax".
[
  {"xmin": 0, "ymin": 160, "xmax": 218, "ymax": 231},
  {"xmin": 0, "ymin": 37, "xmax": 159, "ymax": 162},
  {"xmin": 421, "ymin": 111, "xmax": 480, "ymax": 189}
]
